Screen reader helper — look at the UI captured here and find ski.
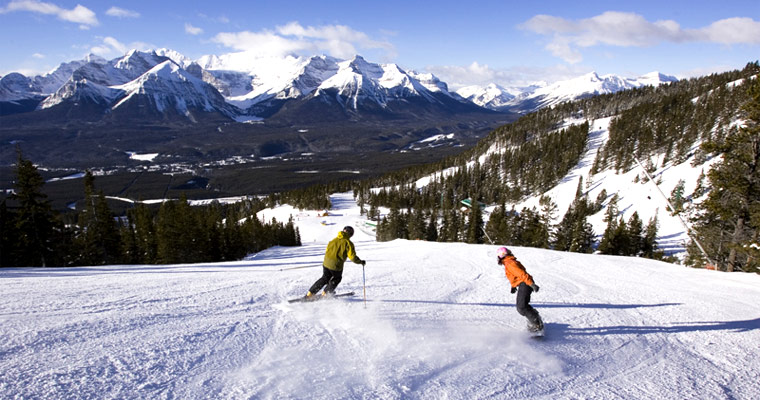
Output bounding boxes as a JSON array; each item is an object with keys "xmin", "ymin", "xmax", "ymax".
[{"xmin": 287, "ymin": 291, "xmax": 355, "ymax": 303}]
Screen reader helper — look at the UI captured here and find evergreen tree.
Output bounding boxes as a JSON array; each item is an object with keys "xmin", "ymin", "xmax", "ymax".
[
  {"xmin": 691, "ymin": 169, "xmax": 707, "ymax": 199},
  {"xmin": 376, "ymin": 216, "xmax": 392, "ymax": 242},
  {"xmin": 425, "ymin": 211, "xmax": 439, "ymax": 242},
  {"xmin": 223, "ymin": 209, "xmax": 245, "ymax": 258},
  {"xmin": 76, "ymin": 171, "xmax": 121, "ymax": 265},
  {"xmin": 200, "ymin": 203, "xmax": 223, "ymax": 262},
  {"xmin": 626, "ymin": 212, "xmax": 644, "ymax": 256},
  {"xmin": 120, "ymin": 222, "xmax": 139, "ymax": 264},
  {"xmin": 132, "ymin": 202, "xmax": 157, "ymax": 263},
  {"xmin": 156, "ymin": 200, "xmax": 181, "ymax": 263},
  {"xmin": 408, "ymin": 207, "xmax": 426, "ymax": 240},
  {"xmin": 598, "ymin": 216, "xmax": 619, "ymax": 255},
  {"xmin": 485, "ymin": 204, "xmax": 508, "ymax": 244},
  {"xmin": 575, "ymin": 176, "xmax": 584, "ymax": 199},
  {"xmin": 466, "ymin": 200, "xmax": 484, "ymax": 244},
  {"xmin": 569, "ymin": 217, "xmax": 595, "ymax": 253},
  {"xmin": 518, "ymin": 207, "xmax": 550, "ymax": 248},
  {"xmin": 0, "ymin": 200, "xmax": 17, "ymax": 267},
  {"xmin": 690, "ymin": 77, "xmax": 760, "ymax": 272},
  {"xmin": 641, "ymin": 215, "xmax": 660, "ymax": 259},
  {"xmin": 9, "ymin": 149, "xmax": 62, "ymax": 267},
  {"xmin": 156, "ymin": 196, "xmax": 199, "ymax": 264},
  {"xmin": 604, "ymin": 194, "xmax": 620, "ymax": 225},
  {"xmin": 443, "ymin": 208, "xmax": 461, "ymax": 242},
  {"xmin": 379, "ymin": 205, "xmax": 403, "ymax": 241},
  {"xmin": 553, "ymin": 204, "xmax": 576, "ymax": 251},
  {"xmin": 594, "ymin": 189, "xmax": 608, "ymax": 213},
  {"xmin": 669, "ymin": 179, "xmax": 686, "ymax": 215},
  {"xmin": 539, "ymin": 195, "xmax": 558, "ymax": 238},
  {"xmin": 554, "ymin": 195, "xmax": 595, "ymax": 253},
  {"xmin": 368, "ymin": 203, "xmax": 379, "ymax": 221}
]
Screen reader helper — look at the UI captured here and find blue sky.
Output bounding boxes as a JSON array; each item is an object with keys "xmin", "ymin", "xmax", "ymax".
[{"xmin": 1, "ymin": 0, "xmax": 758, "ymax": 88}]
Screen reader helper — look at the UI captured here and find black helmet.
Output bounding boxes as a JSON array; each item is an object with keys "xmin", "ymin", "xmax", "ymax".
[{"xmin": 342, "ymin": 226, "xmax": 354, "ymax": 236}]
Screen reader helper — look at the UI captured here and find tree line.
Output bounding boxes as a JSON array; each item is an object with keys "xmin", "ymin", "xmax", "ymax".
[
  {"xmin": 1, "ymin": 155, "xmax": 301, "ymax": 268},
  {"xmin": 370, "ymin": 176, "xmax": 667, "ymax": 261}
]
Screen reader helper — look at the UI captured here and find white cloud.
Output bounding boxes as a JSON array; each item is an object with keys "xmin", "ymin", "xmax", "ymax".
[
  {"xmin": 106, "ymin": 6, "xmax": 139, "ymax": 18},
  {"xmin": 32, "ymin": 52, "xmax": 45, "ymax": 59},
  {"xmin": 427, "ymin": 61, "xmax": 589, "ymax": 90},
  {"xmin": 694, "ymin": 17, "xmax": 760, "ymax": 45},
  {"xmin": 212, "ymin": 22, "xmax": 395, "ymax": 60},
  {"xmin": 89, "ymin": 36, "xmax": 154, "ymax": 58},
  {"xmin": 520, "ymin": 11, "xmax": 760, "ymax": 63},
  {"xmin": 0, "ymin": 0, "xmax": 98, "ymax": 29},
  {"xmin": 185, "ymin": 23, "xmax": 203, "ymax": 35}
]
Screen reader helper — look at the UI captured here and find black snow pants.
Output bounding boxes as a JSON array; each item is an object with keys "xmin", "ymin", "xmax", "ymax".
[
  {"xmin": 308, "ymin": 266, "xmax": 343, "ymax": 295},
  {"xmin": 516, "ymin": 282, "xmax": 541, "ymax": 326}
]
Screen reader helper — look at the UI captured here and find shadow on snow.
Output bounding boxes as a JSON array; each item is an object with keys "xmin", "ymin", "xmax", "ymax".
[
  {"xmin": 365, "ymin": 299, "xmax": 683, "ymax": 310},
  {"xmin": 551, "ymin": 316, "xmax": 760, "ymax": 336}
]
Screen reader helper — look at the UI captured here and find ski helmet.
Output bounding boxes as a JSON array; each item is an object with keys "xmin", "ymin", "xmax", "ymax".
[
  {"xmin": 342, "ymin": 226, "xmax": 354, "ymax": 237},
  {"xmin": 496, "ymin": 247, "xmax": 511, "ymax": 258}
]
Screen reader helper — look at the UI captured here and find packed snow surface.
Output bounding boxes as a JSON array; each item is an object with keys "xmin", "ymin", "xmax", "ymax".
[{"xmin": 2, "ymin": 193, "xmax": 759, "ymax": 399}]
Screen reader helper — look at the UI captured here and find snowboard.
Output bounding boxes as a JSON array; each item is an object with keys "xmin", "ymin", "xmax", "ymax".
[
  {"xmin": 527, "ymin": 317, "xmax": 545, "ymax": 339},
  {"xmin": 288, "ymin": 291, "xmax": 356, "ymax": 303},
  {"xmin": 529, "ymin": 328, "xmax": 545, "ymax": 339}
]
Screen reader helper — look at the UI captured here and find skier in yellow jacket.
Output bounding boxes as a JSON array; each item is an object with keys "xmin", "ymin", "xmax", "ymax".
[{"xmin": 306, "ymin": 226, "xmax": 365, "ymax": 298}]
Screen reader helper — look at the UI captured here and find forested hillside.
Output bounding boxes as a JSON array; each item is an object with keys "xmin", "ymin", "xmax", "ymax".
[{"xmin": 359, "ymin": 62, "xmax": 760, "ymax": 273}]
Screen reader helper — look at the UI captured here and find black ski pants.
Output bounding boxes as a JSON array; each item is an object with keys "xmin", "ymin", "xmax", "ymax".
[
  {"xmin": 309, "ymin": 266, "xmax": 343, "ymax": 295},
  {"xmin": 516, "ymin": 282, "xmax": 541, "ymax": 325}
]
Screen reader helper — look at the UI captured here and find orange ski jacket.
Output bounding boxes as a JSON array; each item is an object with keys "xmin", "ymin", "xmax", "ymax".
[{"xmin": 500, "ymin": 255, "xmax": 535, "ymax": 288}]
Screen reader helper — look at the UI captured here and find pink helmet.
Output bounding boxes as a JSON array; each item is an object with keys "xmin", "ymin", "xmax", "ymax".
[{"xmin": 496, "ymin": 247, "xmax": 511, "ymax": 258}]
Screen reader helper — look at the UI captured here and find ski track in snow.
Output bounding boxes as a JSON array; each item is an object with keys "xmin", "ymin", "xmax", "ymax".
[{"xmin": 2, "ymin": 192, "xmax": 760, "ymax": 399}]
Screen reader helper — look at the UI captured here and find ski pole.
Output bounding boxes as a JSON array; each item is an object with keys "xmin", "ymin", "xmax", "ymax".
[{"xmin": 362, "ymin": 263, "xmax": 367, "ymax": 308}]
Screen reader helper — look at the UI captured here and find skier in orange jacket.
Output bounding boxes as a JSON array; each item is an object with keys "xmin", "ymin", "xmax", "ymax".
[{"xmin": 497, "ymin": 247, "xmax": 543, "ymax": 332}]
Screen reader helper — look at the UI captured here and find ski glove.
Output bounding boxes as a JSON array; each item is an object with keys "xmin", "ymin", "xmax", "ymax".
[
  {"xmin": 530, "ymin": 284, "xmax": 540, "ymax": 293},
  {"xmin": 510, "ymin": 286, "xmax": 517, "ymax": 294},
  {"xmin": 361, "ymin": 260, "xmax": 366, "ymax": 266}
]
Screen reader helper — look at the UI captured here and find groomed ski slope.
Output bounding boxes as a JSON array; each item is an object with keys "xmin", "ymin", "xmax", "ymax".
[{"xmin": 2, "ymin": 192, "xmax": 759, "ymax": 399}]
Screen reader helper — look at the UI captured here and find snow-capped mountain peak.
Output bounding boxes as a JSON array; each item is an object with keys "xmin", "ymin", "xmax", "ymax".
[
  {"xmin": 113, "ymin": 50, "xmax": 170, "ymax": 77},
  {"xmin": 457, "ymin": 83, "xmax": 516, "ymax": 110},
  {"xmin": 346, "ymin": 55, "xmax": 379, "ymax": 74},
  {"xmin": 282, "ymin": 55, "xmax": 339, "ymax": 98},
  {"xmin": 504, "ymin": 70, "xmax": 678, "ymax": 113},
  {"xmin": 154, "ymin": 48, "xmax": 194, "ymax": 69},
  {"xmin": 409, "ymin": 71, "xmax": 450, "ymax": 94},
  {"xmin": 637, "ymin": 71, "xmax": 678, "ymax": 86},
  {"xmin": 110, "ymin": 59, "xmax": 236, "ymax": 118}
]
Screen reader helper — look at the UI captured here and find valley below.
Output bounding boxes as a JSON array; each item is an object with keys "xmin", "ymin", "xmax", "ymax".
[{"xmin": 0, "ymin": 114, "xmax": 513, "ymax": 212}]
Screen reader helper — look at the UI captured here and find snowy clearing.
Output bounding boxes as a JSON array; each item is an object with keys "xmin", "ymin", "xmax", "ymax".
[
  {"xmin": 126, "ymin": 152, "xmax": 160, "ymax": 162},
  {"xmin": 2, "ymin": 192, "xmax": 759, "ymax": 399}
]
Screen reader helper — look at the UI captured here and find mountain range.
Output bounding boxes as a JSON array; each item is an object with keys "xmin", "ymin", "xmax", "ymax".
[
  {"xmin": 0, "ymin": 49, "xmax": 678, "ymax": 175},
  {"xmin": 0, "ymin": 49, "xmax": 677, "ymax": 122},
  {"xmin": 456, "ymin": 71, "xmax": 678, "ymax": 112}
]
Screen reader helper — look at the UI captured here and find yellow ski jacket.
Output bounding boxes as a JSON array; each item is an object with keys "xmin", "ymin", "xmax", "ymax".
[{"xmin": 323, "ymin": 231, "xmax": 363, "ymax": 271}]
